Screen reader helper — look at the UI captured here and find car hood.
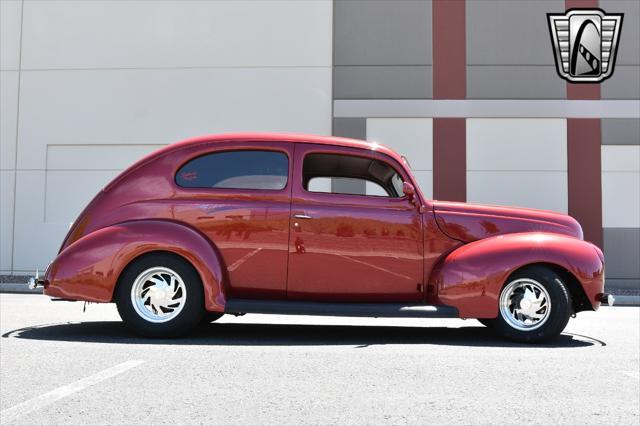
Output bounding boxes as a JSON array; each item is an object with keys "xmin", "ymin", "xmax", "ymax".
[{"xmin": 433, "ymin": 201, "xmax": 583, "ymax": 243}]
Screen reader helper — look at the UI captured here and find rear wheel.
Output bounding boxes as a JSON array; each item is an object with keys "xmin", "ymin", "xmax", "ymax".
[
  {"xmin": 487, "ymin": 266, "xmax": 572, "ymax": 343},
  {"xmin": 116, "ymin": 253, "xmax": 204, "ymax": 337}
]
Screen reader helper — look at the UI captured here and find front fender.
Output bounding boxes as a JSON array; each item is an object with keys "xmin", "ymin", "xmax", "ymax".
[
  {"xmin": 44, "ymin": 219, "xmax": 226, "ymax": 312},
  {"xmin": 431, "ymin": 232, "xmax": 604, "ymax": 318}
]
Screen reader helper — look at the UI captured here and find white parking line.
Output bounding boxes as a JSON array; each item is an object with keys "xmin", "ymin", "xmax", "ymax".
[
  {"xmin": 621, "ymin": 371, "xmax": 640, "ymax": 380},
  {"xmin": 0, "ymin": 360, "xmax": 144, "ymax": 424}
]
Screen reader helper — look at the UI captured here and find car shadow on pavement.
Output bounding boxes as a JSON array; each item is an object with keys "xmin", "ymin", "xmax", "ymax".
[{"xmin": 1, "ymin": 321, "xmax": 604, "ymax": 348}]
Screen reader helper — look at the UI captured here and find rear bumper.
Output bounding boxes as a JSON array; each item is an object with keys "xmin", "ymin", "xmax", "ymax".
[
  {"xmin": 28, "ymin": 268, "xmax": 48, "ymax": 290},
  {"xmin": 27, "ymin": 276, "xmax": 46, "ymax": 290},
  {"xmin": 599, "ymin": 293, "xmax": 615, "ymax": 306}
]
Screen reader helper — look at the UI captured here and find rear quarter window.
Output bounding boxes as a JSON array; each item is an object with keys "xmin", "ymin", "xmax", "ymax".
[{"xmin": 176, "ymin": 150, "xmax": 288, "ymax": 190}]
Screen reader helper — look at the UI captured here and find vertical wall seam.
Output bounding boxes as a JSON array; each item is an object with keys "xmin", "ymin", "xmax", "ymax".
[
  {"xmin": 330, "ymin": 0, "xmax": 335, "ymax": 136},
  {"xmin": 43, "ymin": 145, "xmax": 48, "ymax": 223},
  {"xmin": 9, "ymin": 0, "xmax": 25, "ymax": 274}
]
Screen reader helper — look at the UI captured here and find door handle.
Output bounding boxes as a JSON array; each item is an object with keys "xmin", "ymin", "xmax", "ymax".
[{"xmin": 293, "ymin": 214, "xmax": 312, "ymax": 220}]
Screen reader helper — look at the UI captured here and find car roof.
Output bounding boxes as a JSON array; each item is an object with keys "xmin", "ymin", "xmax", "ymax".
[
  {"xmin": 158, "ymin": 132, "xmax": 405, "ymax": 164},
  {"xmin": 105, "ymin": 133, "xmax": 408, "ymax": 193}
]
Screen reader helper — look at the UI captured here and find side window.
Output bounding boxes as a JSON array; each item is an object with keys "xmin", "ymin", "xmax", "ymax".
[
  {"xmin": 176, "ymin": 150, "xmax": 288, "ymax": 190},
  {"xmin": 303, "ymin": 153, "xmax": 402, "ymax": 197}
]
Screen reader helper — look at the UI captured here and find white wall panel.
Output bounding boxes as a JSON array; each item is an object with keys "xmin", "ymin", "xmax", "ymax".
[
  {"xmin": 467, "ymin": 119, "xmax": 568, "ymax": 212},
  {"xmin": 365, "ymin": 181, "xmax": 388, "ymax": 196},
  {"xmin": 602, "ymin": 146, "xmax": 640, "ymax": 228},
  {"xmin": 366, "ymin": 118, "xmax": 433, "ymax": 198},
  {"xmin": 21, "ymin": 0, "xmax": 332, "ymax": 69},
  {"xmin": 366, "ymin": 118, "xmax": 433, "ymax": 170},
  {"xmin": 45, "ymin": 170, "xmax": 120, "ymax": 224},
  {"xmin": 12, "ymin": 171, "xmax": 69, "ymax": 271},
  {"xmin": 0, "ymin": 170, "xmax": 14, "ymax": 272},
  {"xmin": 467, "ymin": 171, "xmax": 568, "ymax": 212},
  {"xmin": 467, "ymin": 119, "xmax": 566, "ymax": 171},
  {"xmin": 0, "ymin": 71, "xmax": 18, "ymax": 169},
  {"xmin": 308, "ymin": 177, "xmax": 332, "ymax": 193},
  {"xmin": 411, "ymin": 170, "xmax": 433, "ymax": 199},
  {"xmin": 47, "ymin": 144, "xmax": 165, "ymax": 170},
  {"xmin": 0, "ymin": 0, "xmax": 21, "ymax": 71},
  {"xmin": 17, "ymin": 68, "xmax": 332, "ymax": 169},
  {"xmin": 602, "ymin": 145, "xmax": 640, "ymax": 172}
]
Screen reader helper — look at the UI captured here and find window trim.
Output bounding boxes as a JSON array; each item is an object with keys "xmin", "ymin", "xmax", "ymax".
[{"xmin": 174, "ymin": 148, "xmax": 290, "ymax": 192}]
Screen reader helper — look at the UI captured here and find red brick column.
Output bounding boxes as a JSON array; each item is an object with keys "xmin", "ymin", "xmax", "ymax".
[{"xmin": 432, "ymin": 0, "xmax": 466, "ymax": 202}]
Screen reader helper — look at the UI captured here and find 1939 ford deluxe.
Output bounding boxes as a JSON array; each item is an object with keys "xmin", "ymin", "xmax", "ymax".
[{"xmin": 30, "ymin": 133, "xmax": 612, "ymax": 342}]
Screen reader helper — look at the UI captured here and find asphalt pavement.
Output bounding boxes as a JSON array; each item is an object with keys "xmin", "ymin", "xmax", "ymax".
[{"xmin": 1, "ymin": 294, "xmax": 639, "ymax": 425}]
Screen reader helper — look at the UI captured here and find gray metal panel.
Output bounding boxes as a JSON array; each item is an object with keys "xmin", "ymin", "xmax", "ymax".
[
  {"xmin": 466, "ymin": 0, "xmax": 563, "ymax": 65},
  {"xmin": 604, "ymin": 228, "xmax": 640, "ymax": 280},
  {"xmin": 333, "ymin": 118, "xmax": 366, "ymax": 140},
  {"xmin": 332, "ymin": 177, "xmax": 366, "ymax": 195},
  {"xmin": 602, "ymin": 118, "xmax": 640, "ymax": 145},
  {"xmin": 605, "ymin": 279, "xmax": 640, "ymax": 290},
  {"xmin": 334, "ymin": 99, "xmax": 640, "ymax": 118},
  {"xmin": 334, "ymin": 0, "xmax": 432, "ymax": 66},
  {"xmin": 467, "ymin": 66, "xmax": 565, "ymax": 99},
  {"xmin": 334, "ymin": 66, "xmax": 432, "ymax": 99},
  {"xmin": 602, "ymin": 66, "xmax": 640, "ymax": 99},
  {"xmin": 601, "ymin": 0, "xmax": 640, "ymax": 65}
]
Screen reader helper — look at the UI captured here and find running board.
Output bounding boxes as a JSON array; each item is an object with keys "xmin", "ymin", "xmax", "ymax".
[{"xmin": 224, "ymin": 299, "xmax": 458, "ymax": 318}]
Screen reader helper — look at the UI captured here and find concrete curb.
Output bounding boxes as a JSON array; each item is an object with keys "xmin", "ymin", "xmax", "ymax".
[
  {"xmin": 0, "ymin": 283, "xmax": 42, "ymax": 294},
  {"xmin": 611, "ymin": 295, "xmax": 640, "ymax": 306},
  {"xmin": 1, "ymin": 283, "xmax": 638, "ymax": 305}
]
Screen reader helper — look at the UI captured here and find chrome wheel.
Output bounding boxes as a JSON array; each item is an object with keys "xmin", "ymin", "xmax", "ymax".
[
  {"xmin": 499, "ymin": 278, "xmax": 551, "ymax": 331},
  {"xmin": 130, "ymin": 267, "xmax": 187, "ymax": 323}
]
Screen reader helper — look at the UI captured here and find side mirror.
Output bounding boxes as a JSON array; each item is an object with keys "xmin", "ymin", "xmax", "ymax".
[{"xmin": 402, "ymin": 181, "xmax": 415, "ymax": 201}]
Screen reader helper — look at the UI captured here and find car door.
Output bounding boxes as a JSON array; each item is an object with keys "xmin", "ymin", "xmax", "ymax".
[
  {"xmin": 174, "ymin": 141, "xmax": 294, "ymax": 299},
  {"xmin": 286, "ymin": 144, "xmax": 424, "ymax": 302}
]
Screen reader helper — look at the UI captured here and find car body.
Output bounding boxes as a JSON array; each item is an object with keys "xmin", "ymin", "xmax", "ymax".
[{"xmin": 35, "ymin": 133, "xmax": 609, "ymax": 342}]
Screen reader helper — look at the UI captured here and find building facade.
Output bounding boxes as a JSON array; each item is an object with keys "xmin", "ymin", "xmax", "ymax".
[{"xmin": 1, "ymin": 0, "xmax": 638, "ymax": 289}]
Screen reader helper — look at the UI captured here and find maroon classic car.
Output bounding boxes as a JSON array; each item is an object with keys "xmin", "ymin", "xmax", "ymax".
[{"xmin": 31, "ymin": 133, "xmax": 611, "ymax": 342}]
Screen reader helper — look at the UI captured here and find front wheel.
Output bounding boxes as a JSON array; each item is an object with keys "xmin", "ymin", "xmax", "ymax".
[
  {"xmin": 116, "ymin": 253, "xmax": 205, "ymax": 337},
  {"xmin": 486, "ymin": 266, "xmax": 572, "ymax": 343}
]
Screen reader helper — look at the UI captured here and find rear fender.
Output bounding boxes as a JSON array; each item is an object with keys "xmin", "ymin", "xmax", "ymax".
[
  {"xmin": 44, "ymin": 220, "xmax": 226, "ymax": 312},
  {"xmin": 431, "ymin": 232, "xmax": 604, "ymax": 318}
]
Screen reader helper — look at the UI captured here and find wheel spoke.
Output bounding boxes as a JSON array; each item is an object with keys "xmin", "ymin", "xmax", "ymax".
[
  {"xmin": 169, "ymin": 294, "xmax": 184, "ymax": 305},
  {"xmin": 529, "ymin": 311, "xmax": 545, "ymax": 320},
  {"xmin": 169, "ymin": 275, "xmax": 177, "ymax": 291},
  {"xmin": 148, "ymin": 276, "xmax": 165, "ymax": 287}
]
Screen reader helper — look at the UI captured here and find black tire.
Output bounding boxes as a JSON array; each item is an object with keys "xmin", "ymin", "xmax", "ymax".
[
  {"xmin": 202, "ymin": 312, "xmax": 224, "ymax": 324},
  {"xmin": 477, "ymin": 318, "xmax": 495, "ymax": 328},
  {"xmin": 487, "ymin": 265, "xmax": 572, "ymax": 343},
  {"xmin": 115, "ymin": 253, "xmax": 205, "ymax": 338}
]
